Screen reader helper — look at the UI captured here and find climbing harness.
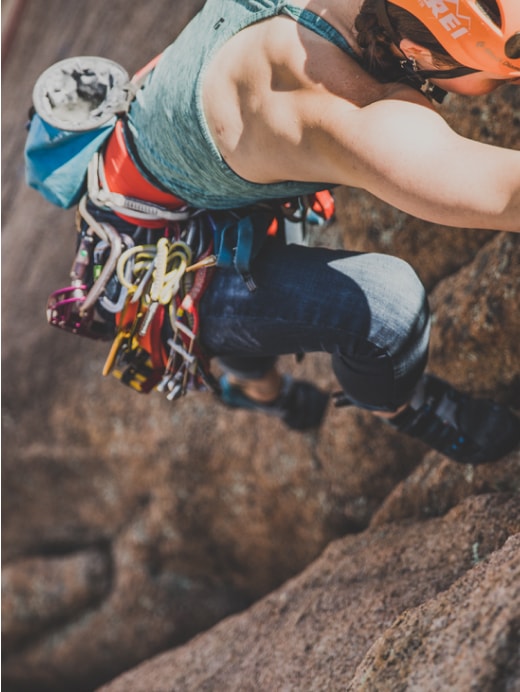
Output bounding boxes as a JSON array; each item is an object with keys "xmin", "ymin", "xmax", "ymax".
[
  {"xmin": 46, "ymin": 180, "xmax": 219, "ymax": 399},
  {"xmin": 30, "ymin": 54, "xmax": 335, "ymax": 403}
]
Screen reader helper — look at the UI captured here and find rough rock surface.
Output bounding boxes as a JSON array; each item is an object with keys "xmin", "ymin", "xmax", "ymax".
[
  {"xmin": 2, "ymin": 1, "xmax": 519, "ymax": 691},
  {"xmin": 349, "ymin": 531, "xmax": 520, "ymax": 692},
  {"xmin": 99, "ymin": 495, "xmax": 520, "ymax": 692},
  {"xmin": 428, "ymin": 232, "xmax": 520, "ymax": 400}
]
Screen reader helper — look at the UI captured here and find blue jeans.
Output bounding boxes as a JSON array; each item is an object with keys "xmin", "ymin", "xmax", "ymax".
[{"xmin": 199, "ymin": 236, "xmax": 430, "ymax": 412}]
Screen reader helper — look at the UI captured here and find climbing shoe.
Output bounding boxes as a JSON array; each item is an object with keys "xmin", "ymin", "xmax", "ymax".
[
  {"xmin": 218, "ymin": 374, "xmax": 329, "ymax": 431},
  {"xmin": 389, "ymin": 373, "xmax": 520, "ymax": 464}
]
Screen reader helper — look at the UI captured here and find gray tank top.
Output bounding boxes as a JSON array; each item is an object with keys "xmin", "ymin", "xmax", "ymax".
[{"xmin": 127, "ymin": 0, "xmax": 359, "ymax": 209}]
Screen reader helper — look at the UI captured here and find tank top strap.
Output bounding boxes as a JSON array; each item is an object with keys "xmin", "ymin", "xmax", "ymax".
[{"xmin": 281, "ymin": 4, "xmax": 360, "ymax": 62}]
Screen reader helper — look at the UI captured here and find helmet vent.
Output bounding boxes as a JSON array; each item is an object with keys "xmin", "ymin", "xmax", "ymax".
[
  {"xmin": 505, "ymin": 33, "xmax": 520, "ymax": 59},
  {"xmin": 475, "ymin": 0, "xmax": 502, "ymax": 28}
]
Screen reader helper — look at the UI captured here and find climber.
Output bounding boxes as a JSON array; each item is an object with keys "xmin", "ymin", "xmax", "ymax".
[
  {"xmin": 30, "ymin": 0, "xmax": 520, "ymax": 464},
  {"xmin": 116, "ymin": 0, "xmax": 520, "ymax": 464}
]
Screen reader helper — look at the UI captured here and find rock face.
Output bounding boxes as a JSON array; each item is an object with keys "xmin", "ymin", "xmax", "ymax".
[
  {"xmin": 98, "ymin": 495, "xmax": 520, "ymax": 692},
  {"xmin": 349, "ymin": 529, "xmax": 520, "ymax": 692},
  {"xmin": 2, "ymin": 1, "xmax": 519, "ymax": 692}
]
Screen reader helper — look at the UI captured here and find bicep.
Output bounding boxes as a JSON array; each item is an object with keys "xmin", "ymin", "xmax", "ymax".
[{"xmin": 309, "ymin": 99, "xmax": 520, "ymax": 231}]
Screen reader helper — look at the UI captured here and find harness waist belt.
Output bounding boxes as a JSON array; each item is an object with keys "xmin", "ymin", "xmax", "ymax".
[{"xmin": 104, "ymin": 119, "xmax": 185, "ymax": 225}]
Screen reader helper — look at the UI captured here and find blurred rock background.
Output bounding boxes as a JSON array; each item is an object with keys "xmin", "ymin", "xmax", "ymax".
[{"xmin": 2, "ymin": 1, "xmax": 519, "ymax": 690}]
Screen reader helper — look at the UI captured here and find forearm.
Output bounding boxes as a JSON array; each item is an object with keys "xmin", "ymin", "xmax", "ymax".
[
  {"xmin": 362, "ymin": 154, "xmax": 520, "ymax": 232},
  {"xmin": 314, "ymin": 99, "xmax": 520, "ymax": 232}
]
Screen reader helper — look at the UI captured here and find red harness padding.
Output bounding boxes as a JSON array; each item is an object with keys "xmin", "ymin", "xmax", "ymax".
[
  {"xmin": 103, "ymin": 119, "xmax": 185, "ymax": 227},
  {"xmin": 266, "ymin": 189, "xmax": 335, "ymax": 236},
  {"xmin": 311, "ymin": 189, "xmax": 335, "ymax": 220}
]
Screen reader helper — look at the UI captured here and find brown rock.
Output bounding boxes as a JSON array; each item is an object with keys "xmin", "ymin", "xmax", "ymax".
[
  {"xmin": 97, "ymin": 494, "xmax": 520, "ymax": 692},
  {"xmin": 371, "ymin": 448, "xmax": 520, "ymax": 527},
  {"xmin": 349, "ymin": 533, "xmax": 520, "ymax": 692},
  {"xmin": 2, "ymin": 548, "xmax": 111, "ymax": 650},
  {"xmin": 1, "ymin": 500, "xmax": 244, "ymax": 692},
  {"xmin": 428, "ymin": 232, "xmax": 520, "ymax": 400},
  {"xmin": 2, "ymin": 0, "xmax": 520, "ymax": 690}
]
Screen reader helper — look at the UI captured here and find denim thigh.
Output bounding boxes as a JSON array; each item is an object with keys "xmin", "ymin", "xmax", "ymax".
[{"xmin": 199, "ymin": 238, "xmax": 430, "ymax": 411}]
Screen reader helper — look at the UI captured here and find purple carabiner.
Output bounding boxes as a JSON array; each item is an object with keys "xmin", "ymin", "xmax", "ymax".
[{"xmin": 46, "ymin": 284, "xmax": 112, "ymax": 340}]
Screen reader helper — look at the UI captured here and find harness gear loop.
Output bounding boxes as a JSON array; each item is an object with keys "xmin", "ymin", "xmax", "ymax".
[
  {"xmin": 88, "ymin": 151, "xmax": 193, "ymax": 224},
  {"xmin": 102, "ymin": 119, "xmax": 189, "ymax": 226}
]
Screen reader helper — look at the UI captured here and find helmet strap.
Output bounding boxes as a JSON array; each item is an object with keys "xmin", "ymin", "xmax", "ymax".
[
  {"xmin": 374, "ymin": 0, "xmax": 446, "ymax": 102},
  {"xmin": 399, "ymin": 57, "xmax": 448, "ymax": 104},
  {"xmin": 409, "ymin": 64, "xmax": 480, "ymax": 80},
  {"xmin": 401, "ymin": 58, "xmax": 481, "ymax": 102}
]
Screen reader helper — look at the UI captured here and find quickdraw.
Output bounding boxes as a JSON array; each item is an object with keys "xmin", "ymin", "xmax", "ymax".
[
  {"xmin": 47, "ymin": 178, "xmax": 219, "ymax": 400},
  {"xmin": 102, "ymin": 233, "xmax": 216, "ymax": 398}
]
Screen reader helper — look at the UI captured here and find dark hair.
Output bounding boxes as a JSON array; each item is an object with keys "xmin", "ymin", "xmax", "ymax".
[{"xmin": 355, "ymin": 0, "xmax": 460, "ymax": 82}]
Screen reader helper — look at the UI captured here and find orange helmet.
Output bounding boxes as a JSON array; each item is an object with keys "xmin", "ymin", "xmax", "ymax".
[{"xmin": 388, "ymin": 0, "xmax": 520, "ymax": 76}]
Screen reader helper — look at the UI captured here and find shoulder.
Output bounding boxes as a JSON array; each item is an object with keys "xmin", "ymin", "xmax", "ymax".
[{"xmin": 203, "ymin": 13, "xmax": 437, "ymax": 183}]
